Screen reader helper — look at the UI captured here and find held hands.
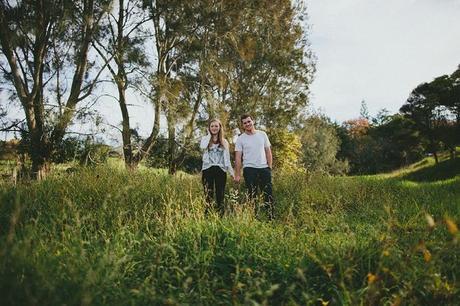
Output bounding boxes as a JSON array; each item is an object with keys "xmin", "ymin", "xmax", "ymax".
[{"xmin": 233, "ymin": 175, "xmax": 241, "ymax": 183}]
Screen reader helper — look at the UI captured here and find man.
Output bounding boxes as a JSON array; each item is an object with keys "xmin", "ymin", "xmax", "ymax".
[{"xmin": 234, "ymin": 114, "xmax": 274, "ymax": 219}]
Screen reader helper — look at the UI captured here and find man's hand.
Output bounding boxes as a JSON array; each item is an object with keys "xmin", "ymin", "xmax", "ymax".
[{"xmin": 234, "ymin": 151, "xmax": 242, "ymax": 184}]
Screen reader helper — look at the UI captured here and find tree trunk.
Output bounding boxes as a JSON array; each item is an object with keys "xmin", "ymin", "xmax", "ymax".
[
  {"xmin": 117, "ymin": 84, "xmax": 135, "ymax": 170},
  {"xmin": 167, "ymin": 128, "xmax": 177, "ymax": 174},
  {"xmin": 132, "ymin": 96, "xmax": 161, "ymax": 166},
  {"xmin": 167, "ymin": 107, "xmax": 177, "ymax": 175},
  {"xmin": 30, "ymin": 129, "xmax": 51, "ymax": 180},
  {"xmin": 172, "ymin": 82, "xmax": 203, "ymax": 168},
  {"xmin": 433, "ymin": 151, "xmax": 439, "ymax": 164}
]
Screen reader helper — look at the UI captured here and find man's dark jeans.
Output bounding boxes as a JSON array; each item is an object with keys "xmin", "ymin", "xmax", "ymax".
[{"xmin": 243, "ymin": 167, "xmax": 274, "ymax": 218}]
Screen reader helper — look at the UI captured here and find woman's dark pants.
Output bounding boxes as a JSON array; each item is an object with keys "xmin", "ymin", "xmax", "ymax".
[{"xmin": 202, "ymin": 166, "xmax": 227, "ymax": 214}]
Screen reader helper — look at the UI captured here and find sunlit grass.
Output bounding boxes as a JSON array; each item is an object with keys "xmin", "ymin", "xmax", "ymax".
[{"xmin": 0, "ymin": 160, "xmax": 459, "ymax": 305}]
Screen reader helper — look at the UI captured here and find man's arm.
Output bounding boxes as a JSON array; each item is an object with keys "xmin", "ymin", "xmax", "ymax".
[
  {"xmin": 265, "ymin": 146, "xmax": 272, "ymax": 169},
  {"xmin": 234, "ymin": 151, "xmax": 242, "ymax": 182}
]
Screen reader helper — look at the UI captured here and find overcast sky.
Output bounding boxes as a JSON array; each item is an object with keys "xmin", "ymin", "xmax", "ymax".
[
  {"xmin": 6, "ymin": 0, "xmax": 458, "ymax": 142},
  {"xmin": 307, "ymin": 0, "xmax": 460, "ymax": 122}
]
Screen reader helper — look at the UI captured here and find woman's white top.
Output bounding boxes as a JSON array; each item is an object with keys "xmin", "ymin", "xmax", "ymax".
[{"xmin": 200, "ymin": 135, "xmax": 234, "ymax": 177}]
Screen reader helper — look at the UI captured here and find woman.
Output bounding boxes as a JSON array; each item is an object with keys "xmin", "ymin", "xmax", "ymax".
[{"xmin": 200, "ymin": 119, "xmax": 234, "ymax": 215}]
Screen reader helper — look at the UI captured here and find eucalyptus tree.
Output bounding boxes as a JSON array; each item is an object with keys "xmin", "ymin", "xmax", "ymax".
[
  {"xmin": 297, "ymin": 114, "xmax": 348, "ymax": 174},
  {"xmin": 0, "ymin": 0, "xmax": 112, "ymax": 178},
  {"xmin": 203, "ymin": 0, "xmax": 315, "ymax": 130},
  {"xmin": 144, "ymin": 0, "xmax": 211, "ymax": 173},
  {"xmin": 401, "ymin": 86, "xmax": 440, "ymax": 163},
  {"xmin": 140, "ymin": 0, "xmax": 314, "ymax": 173},
  {"xmin": 400, "ymin": 66, "xmax": 460, "ymax": 162},
  {"xmin": 93, "ymin": 0, "xmax": 156, "ymax": 169}
]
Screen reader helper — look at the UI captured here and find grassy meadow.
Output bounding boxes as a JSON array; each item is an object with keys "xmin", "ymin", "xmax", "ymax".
[{"xmin": 0, "ymin": 157, "xmax": 459, "ymax": 305}]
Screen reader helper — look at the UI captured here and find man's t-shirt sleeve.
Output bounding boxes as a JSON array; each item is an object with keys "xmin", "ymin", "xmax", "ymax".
[
  {"xmin": 235, "ymin": 136, "xmax": 243, "ymax": 152},
  {"xmin": 263, "ymin": 132, "xmax": 271, "ymax": 148}
]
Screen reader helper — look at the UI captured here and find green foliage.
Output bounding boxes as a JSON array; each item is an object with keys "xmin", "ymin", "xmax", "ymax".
[
  {"xmin": 267, "ymin": 129, "xmax": 302, "ymax": 173},
  {"xmin": 192, "ymin": 0, "xmax": 315, "ymax": 129},
  {"xmin": 146, "ymin": 137, "xmax": 202, "ymax": 173},
  {"xmin": 0, "ymin": 140, "xmax": 20, "ymax": 161},
  {"xmin": 79, "ymin": 142, "xmax": 113, "ymax": 167},
  {"xmin": 0, "ymin": 162, "xmax": 459, "ymax": 305},
  {"xmin": 297, "ymin": 115, "xmax": 349, "ymax": 174},
  {"xmin": 338, "ymin": 115, "xmax": 425, "ymax": 174},
  {"xmin": 400, "ymin": 65, "xmax": 460, "ymax": 160},
  {"xmin": 51, "ymin": 137, "xmax": 83, "ymax": 164}
]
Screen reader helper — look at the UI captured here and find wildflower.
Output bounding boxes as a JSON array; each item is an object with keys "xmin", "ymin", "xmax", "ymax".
[
  {"xmin": 425, "ymin": 214, "xmax": 435, "ymax": 228},
  {"xmin": 367, "ymin": 272, "xmax": 377, "ymax": 284},
  {"xmin": 445, "ymin": 217, "xmax": 458, "ymax": 235},
  {"xmin": 318, "ymin": 298, "xmax": 329, "ymax": 306},
  {"xmin": 391, "ymin": 296, "xmax": 402, "ymax": 306},
  {"xmin": 416, "ymin": 239, "xmax": 425, "ymax": 251},
  {"xmin": 423, "ymin": 249, "xmax": 432, "ymax": 262},
  {"xmin": 383, "ymin": 250, "xmax": 390, "ymax": 257}
]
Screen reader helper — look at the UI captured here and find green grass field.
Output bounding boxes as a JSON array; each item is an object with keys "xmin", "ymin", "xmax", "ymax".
[{"xmin": 0, "ymin": 157, "xmax": 459, "ymax": 305}]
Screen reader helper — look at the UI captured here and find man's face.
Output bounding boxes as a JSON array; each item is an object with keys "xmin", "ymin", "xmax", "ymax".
[{"xmin": 241, "ymin": 117, "xmax": 254, "ymax": 132}]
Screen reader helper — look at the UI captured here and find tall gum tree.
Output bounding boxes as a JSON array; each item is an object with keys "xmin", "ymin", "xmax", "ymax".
[
  {"xmin": 0, "ymin": 0, "xmax": 112, "ymax": 178},
  {"xmin": 143, "ymin": 0, "xmax": 315, "ymax": 173},
  {"xmin": 94, "ymin": 0, "xmax": 157, "ymax": 170},
  {"xmin": 205, "ymin": 0, "xmax": 315, "ymax": 130},
  {"xmin": 144, "ymin": 0, "xmax": 205, "ymax": 174}
]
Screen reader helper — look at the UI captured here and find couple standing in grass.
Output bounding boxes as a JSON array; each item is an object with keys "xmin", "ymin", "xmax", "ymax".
[{"xmin": 200, "ymin": 114, "xmax": 274, "ymax": 219}]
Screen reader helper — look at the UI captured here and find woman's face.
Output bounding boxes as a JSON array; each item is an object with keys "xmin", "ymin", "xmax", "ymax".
[{"xmin": 209, "ymin": 121, "xmax": 221, "ymax": 135}]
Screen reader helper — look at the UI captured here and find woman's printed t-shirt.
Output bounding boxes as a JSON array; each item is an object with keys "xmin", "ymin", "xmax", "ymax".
[{"xmin": 200, "ymin": 135, "xmax": 234, "ymax": 176}]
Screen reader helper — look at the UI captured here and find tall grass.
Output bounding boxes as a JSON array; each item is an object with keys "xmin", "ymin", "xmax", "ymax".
[{"xmin": 0, "ymin": 162, "xmax": 459, "ymax": 305}]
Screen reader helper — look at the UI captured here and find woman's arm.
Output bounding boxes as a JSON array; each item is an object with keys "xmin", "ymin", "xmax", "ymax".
[
  {"xmin": 223, "ymin": 140, "xmax": 234, "ymax": 177},
  {"xmin": 200, "ymin": 135, "xmax": 210, "ymax": 150}
]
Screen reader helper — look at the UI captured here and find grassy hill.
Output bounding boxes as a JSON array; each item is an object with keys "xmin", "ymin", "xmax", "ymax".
[{"xmin": 0, "ymin": 158, "xmax": 459, "ymax": 305}]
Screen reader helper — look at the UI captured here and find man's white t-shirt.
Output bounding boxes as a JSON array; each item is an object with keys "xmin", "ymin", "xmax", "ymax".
[{"xmin": 235, "ymin": 130, "xmax": 271, "ymax": 168}]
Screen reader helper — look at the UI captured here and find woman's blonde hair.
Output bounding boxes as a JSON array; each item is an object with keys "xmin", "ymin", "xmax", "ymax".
[{"xmin": 207, "ymin": 118, "xmax": 228, "ymax": 149}]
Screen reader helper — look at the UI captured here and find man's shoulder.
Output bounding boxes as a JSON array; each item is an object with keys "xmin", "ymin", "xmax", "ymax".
[
  {"xmin": 255, "ymin": 130, "xmax": 269, "ymax": 138},
  {"xmin": 235, "ymin": 134, "xmax": 244, "ymax": 147}
]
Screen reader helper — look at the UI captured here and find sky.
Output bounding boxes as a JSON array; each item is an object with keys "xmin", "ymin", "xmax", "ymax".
[
  {"xmin": 2, "ymin": 0, "xmax": 459, "ymax": 142},
  {"xmin": 306, "ymin": 0, "xmax": 460, "ymax": 122}
]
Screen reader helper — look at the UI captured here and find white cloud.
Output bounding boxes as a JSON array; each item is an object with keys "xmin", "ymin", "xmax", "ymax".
[{"xmin": 307, "ymin": 0, "xmax": 460, "ymax": 122}]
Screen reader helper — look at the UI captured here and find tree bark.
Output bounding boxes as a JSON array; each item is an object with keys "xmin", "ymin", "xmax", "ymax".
[{"xmin": 167, "ymin": 103, "xmax": 177, "ymax": 174}]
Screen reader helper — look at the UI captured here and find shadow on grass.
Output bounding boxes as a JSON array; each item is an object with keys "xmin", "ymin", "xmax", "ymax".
[{"xmin": 402, "ymin": 157, "xmax": 460, "ymax": 182}]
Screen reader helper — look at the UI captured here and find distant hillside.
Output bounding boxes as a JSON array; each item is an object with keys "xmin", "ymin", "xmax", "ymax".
[{"xmin": 390, "ymin": 153, "xmax": 460, "ymax": 182}]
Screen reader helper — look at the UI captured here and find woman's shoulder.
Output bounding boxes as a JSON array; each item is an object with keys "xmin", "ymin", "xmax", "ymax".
[{"xmin": 222, "ymin": 139, "xmax": 230, "ymax": 149}]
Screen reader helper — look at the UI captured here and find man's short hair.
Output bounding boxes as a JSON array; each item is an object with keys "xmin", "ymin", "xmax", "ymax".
[{"xmin": 240, "ymin": 113, "xmax": 253, "ymax": 122}]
